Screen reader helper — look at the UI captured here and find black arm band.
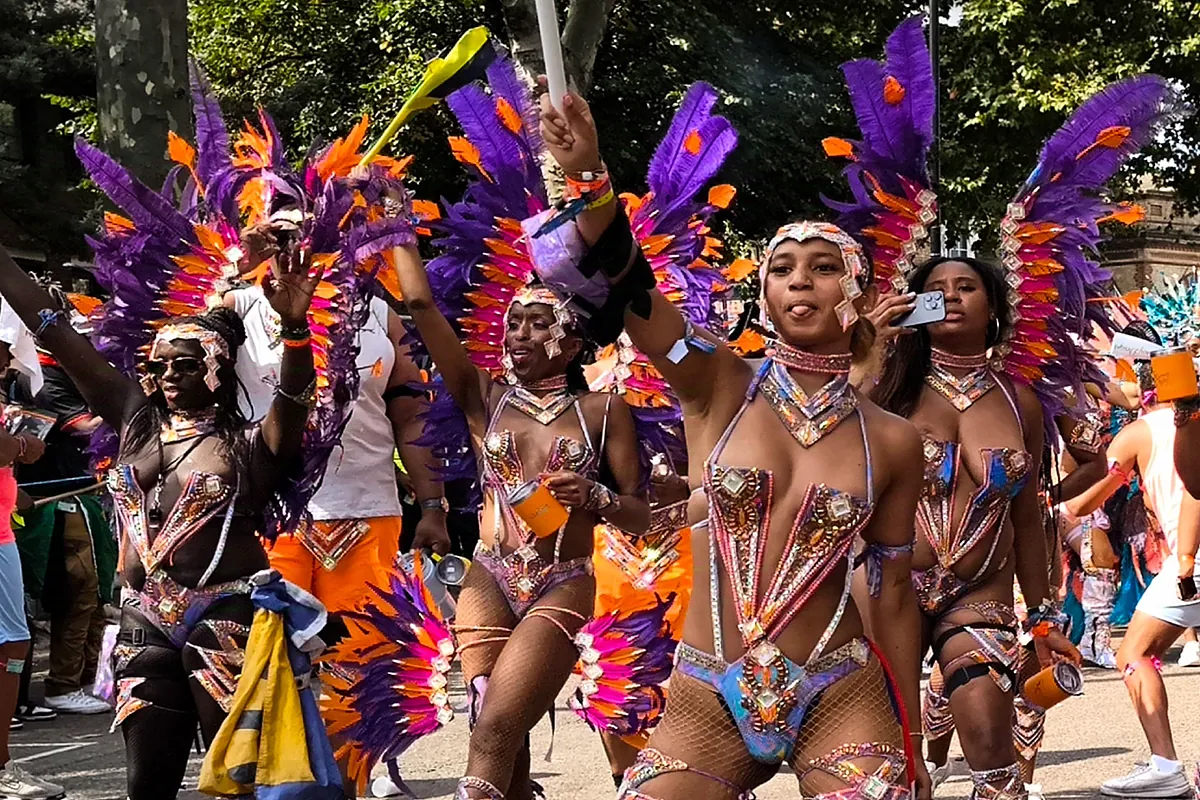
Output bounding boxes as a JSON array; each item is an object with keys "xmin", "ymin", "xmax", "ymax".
[
  {"xmin": 576, "ymin": 206, "xmax": 656, "ymax": 345},
  {"xmin": 383, "ymin": 383, "xmax": 424, "ymax": 403}
]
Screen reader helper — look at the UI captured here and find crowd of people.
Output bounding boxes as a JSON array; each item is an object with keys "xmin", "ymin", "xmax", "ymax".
[{"xmin": 0, "ymin": 15, "xmax": 1199, "ymax": 800}]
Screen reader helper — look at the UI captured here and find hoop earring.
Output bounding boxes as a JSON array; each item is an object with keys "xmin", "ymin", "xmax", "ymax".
[{"xmin": 987, "ymin": 317, "xmax": 1001, "ymax": 344}]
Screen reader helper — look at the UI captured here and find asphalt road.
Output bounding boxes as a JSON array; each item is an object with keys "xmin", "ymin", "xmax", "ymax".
[{"xmin": 13, "ymin": 639, "xmax": 1200, "ymax": 799}]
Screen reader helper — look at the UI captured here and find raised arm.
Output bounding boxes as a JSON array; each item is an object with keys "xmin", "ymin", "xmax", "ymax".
[
  {"xmin": 0, "ymin": 245, "xmax": 141, "ymax": 428},
  {"xmin": 386, "ymin": 313, "xmax": 451, "ymax": 555},
  {"xmin": 258, "ymin": 245, "xmax": 320, "ymax": 462},
  {"xmin": 390, "ymin": 244, "xmax": 485, "ymax": 430},
  {"xmin": 537, "ymin": 90, "xmax": 747, "ymax": 417}
]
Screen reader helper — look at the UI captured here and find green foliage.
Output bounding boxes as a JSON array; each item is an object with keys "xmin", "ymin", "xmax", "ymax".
[
  {"xmin": 0, "ymin": 0, "xmax": 96, "ymax": 252},
  {"xmin": 939, "ymin": 0, "xmax": 1200, "ymax": 249}
]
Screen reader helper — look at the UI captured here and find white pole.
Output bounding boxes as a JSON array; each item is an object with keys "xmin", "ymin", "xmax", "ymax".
[{"xmin": 534, "ymin": 0, "xmax": 568, "ymax": 112}]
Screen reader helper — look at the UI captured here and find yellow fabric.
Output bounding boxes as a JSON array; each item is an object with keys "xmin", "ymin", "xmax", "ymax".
[{"xmin": 199, "ymin": 608, "xmax": 314, "ymax": 795}]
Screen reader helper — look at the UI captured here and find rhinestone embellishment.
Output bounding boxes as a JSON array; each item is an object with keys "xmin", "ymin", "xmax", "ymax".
[{"xmin": 720, "ymin": 470, "xmax": 747, "ymax": 496}]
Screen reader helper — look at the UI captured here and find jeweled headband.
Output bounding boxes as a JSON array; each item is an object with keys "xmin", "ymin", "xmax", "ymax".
[
  {"xmin": 759, "ymin": 221, "xmax": 867, "ymax": 332},
  {"xmin": 500, "ymin": 286, "xmax": 578, "ymax": 380},
  {"xmin": 151, "ymin": 322, "xmax": 230, "ymax": 392}
]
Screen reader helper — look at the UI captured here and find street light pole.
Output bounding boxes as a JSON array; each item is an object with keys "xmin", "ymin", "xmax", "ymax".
[{"xmin": 929, "ymin": 0, "xmax": 943, "ymax": 256}]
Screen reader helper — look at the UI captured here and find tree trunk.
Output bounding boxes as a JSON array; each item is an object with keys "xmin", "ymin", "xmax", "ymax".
[
  {"xmin": 499, "ymin": 0, "xmax": 614, "ymax": 96},
  {"xmin": 94, "ymin": 0, "xmax": 191, "ymax": 188},
  {"xmin": 561, "ymin": 0, "xmax": 617, "ymax": 95}
]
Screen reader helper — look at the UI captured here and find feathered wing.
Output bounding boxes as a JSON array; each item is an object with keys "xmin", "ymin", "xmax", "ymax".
[
  {"xmin": 822, "ymin": 15, "xmax": 937, "ymax": 294},
  {"xmin": 593, "ymin": 83, "xmax": 739, "ymax": 475},
  {"xmin": 998, "ymin": 74, "xmax": 1179, "ymax": 441},
  {"xmin": 78, "ymin": 86, "xmax": 410, "ymax": 535},
  {"xmin": 569, "ymin": 595, "xmax": 678, "ymax": 738},
  {"xmin": 322, "ymin": 557, "xmax": 457, "ymax": 793}
]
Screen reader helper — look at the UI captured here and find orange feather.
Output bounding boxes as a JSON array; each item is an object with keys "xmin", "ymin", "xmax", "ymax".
[
  {"xmin": 317, "ymin": 115, "xmax": 371, "ymax": 181},
  {"xmin": 449, "ymin": 136, "xmax": 487, "ymax": 176},
  {"xmin": 708, "ymin": 184, "xmax": 736, "ymax": 209},
  {"xmin": 1076, "ymin": 125, "xmax": 1131, "ymax": 161},
  {"xmin": 725, "ymin": 258, "xmax": 755, "ymax": 282},
  {"xmin": 683, "ymin": 130, "xmax": 702, "ymax": 155},
  {"xmin": 1099, "ymin": 203, "xmax": 1145, "ymax": 226},
  {"xmin": 412, "ymin": 199, "xmax": 442, "ymax": 221},
  {"xmin": 884, "ymin": 76, "xmax": 906, "ymax": 105},
  {"xmin": 495, "ymin": 97, "xmax": 523, "ymax": 134},
  {"xmin": 822, "ymin": 137, "xmax": 856, "ymax": 160},
  {"xmin": 167, "ymin": 131, "xmax": 196, "ymax": 170}
]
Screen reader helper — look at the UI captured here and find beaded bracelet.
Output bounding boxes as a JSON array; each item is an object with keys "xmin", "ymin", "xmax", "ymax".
[
  {"xmin": 275, "ymin": 376, "xmax": 317, "ymax": 408},
  {"xmin": 282, "ymin": 334, "xmax": 311, "ymax": 349},
  {"xmin": 279, "ymin": 322, "xmax": 311, "ymax": 341}
]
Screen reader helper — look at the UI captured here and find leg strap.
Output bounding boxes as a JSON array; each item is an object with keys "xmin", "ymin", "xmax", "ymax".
[
  {"xmin": 1, "ymin": 656, "xmax": 24, "ymax": 674},
  {"xmin": 970, "ymin": 764, "xmax": 1027, "ymax": 800},
  {"xmin": 457, "ymin": 776, "xmax": 504, "ymax": 799},
  {"xmin": 1012, "ymin": 695, "xmax": 1047, "ymax": 761},
  {"xmin": 944, "ymin": 660, "xmax": 1017, "ymax": 697}
]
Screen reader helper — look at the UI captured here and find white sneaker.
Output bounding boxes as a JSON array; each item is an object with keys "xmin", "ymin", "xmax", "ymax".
[
  {"xmin": 0, "ymin": 761, "xmax": 65, "ymax": 798},
  {"xmin": 1026, "ymin": 783, "xmax": 1044, "ymax": 800},
  {"xmin": 44, "ymin": 688, "xmax": 111, "ymax": 715},
  {"xmin": 1177, "ymin": 641, "xmax": 1200, "ymax": 668},
  {"xmin": 1101, "ymin": 762, "xmax": 1193, "ymax": 798}
]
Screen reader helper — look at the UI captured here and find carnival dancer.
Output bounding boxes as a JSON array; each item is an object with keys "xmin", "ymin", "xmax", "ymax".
[
  {"xmin": 1067, "ymin": 358, "xmax": 1199, "ymax": 797},
  {"xmin": 531, "ymin": 65, "xmax": 933, "ymax": 800},
  {"xmin": 323, "ymin": 62, "xmax": 738, "ymax": 800},
  {"xmin": 0, "ymin": 241, "xmax": 320, "ymax": 797},
  {"xmin": 0, "ymin": 67, "xmax": 401, "ymax": 798}
]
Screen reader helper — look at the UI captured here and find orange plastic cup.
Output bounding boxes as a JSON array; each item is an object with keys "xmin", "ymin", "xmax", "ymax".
[
  {"xmin": 508, "ymin": 480, "xmax": 570, "ymax": 538},
  {"xmin": 1151, "ymin": 348, "xmax": 1200, "ymax": 402},
  {"xmin": 1022, "ymin": 662, "xmax": 1084, "ymax": 710}
]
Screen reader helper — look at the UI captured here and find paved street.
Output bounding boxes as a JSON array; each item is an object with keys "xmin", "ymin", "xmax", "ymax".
[{"xmin": 14, "ymin": 638, "xmax": 1200, "ymax": 799}]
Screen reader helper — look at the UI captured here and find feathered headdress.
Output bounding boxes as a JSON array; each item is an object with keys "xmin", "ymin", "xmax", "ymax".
[
  {"xmin": 825, "ymin": 17, "xmax": 1177, "ymax": 437},
  {"xmin": 821, "ymin": 15, "xmax": 937, "ymax": 295},
  {"xmin": 80, "ymin": 63, "xmax": 413, "ymax": 536},
  {"xmin": 1140, "ymin": 273, "xmax": 1200, "ymax": 346},
  {"xmin": 997, "ymin": 74, "xmax": 1178, "ymax": 437},
  {"xmin": 412, "ymin": 65, "xmax": 739, "ymax": 501},
  {"xmin": 588, "ymin": 82, "xmax": 739, "ymax": 468}
]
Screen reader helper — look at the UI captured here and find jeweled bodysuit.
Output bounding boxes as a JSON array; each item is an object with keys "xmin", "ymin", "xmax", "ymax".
[
  {"xmin": 472, "ymin": 386, "xmax": 603, "ymax": 618},
  {"xmin": 620, "ymin": 358, "xmax": 911, "ymax": 800},
  {"xmin": 108, "ymin": 455, "xmax": 254, "ymax": 734},
  {"xmin": 914, "ymin": 355, "xmax": 1038, "ymax": 798}
]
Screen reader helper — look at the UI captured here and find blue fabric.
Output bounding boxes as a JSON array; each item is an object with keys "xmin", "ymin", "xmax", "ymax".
[
  {"xmin": 249, "ymin": 571, "xmax": 341, "ymax": 799},
  {"xmin": 0, "ymin": 542, "xmax": 30, "ymax": 644},
  {"xmin": 1113, "ymin": 544, "xmax": 1147, "ymax": 627},
  {"xmin": 1063, "ymin": 574, "xmax": 1085, "ymax": 645}
]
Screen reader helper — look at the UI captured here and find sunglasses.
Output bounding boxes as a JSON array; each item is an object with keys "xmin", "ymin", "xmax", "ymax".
[{"xmin": 144, "ymin": 356, "xmax": 205, "ymax": 378}]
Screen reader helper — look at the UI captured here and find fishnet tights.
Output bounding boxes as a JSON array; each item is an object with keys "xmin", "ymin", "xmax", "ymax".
[
  {"xmin": 630, "ymin": 652, "xmax": 906, "ymax": 799},
  {"xmin": 455, "ymin": 564, "xmax": 595, "ymax": 799}
]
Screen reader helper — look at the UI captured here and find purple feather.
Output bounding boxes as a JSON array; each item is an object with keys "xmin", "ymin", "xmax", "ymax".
[
  {"xmin": 188, "ymin": 61, "xmax": 230, "ymax": 187},
  {"xmin": 485, "ymin": 59, "xmax": 543, "ymax": 156},
  {"xmin": 76, "ymin": 139, "xmax": 195, "ymax": 247},
  {"xmin": 884, "ymin": 16, "xmax": 935, "ymax": 154},
  {"xmin": 342, "ymin": 217, "xmax": 417, "ymax": 266},
  {"xmin": 446, "ymin": 84, "xmax": 523, "ymax": 181},
  {"xmin": 648, "ymin": 83, "xmax": 719, "ymax": 197}
]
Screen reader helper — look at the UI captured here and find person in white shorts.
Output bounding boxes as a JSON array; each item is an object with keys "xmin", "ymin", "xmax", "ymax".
[{"xmin": 1068, "ymin": 385, "xmax": 1200, "ymax": 798}]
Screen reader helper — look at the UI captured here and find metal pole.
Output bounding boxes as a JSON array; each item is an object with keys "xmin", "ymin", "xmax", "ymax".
[{"xmin": 929, "ymin": 0, "xmax": 943, "ymax": 256}]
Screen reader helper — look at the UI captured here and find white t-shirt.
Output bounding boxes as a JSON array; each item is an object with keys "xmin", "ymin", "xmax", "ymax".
[{"xmin": 230, "ymin": 288, "xmax": 402, "ymax": 520}]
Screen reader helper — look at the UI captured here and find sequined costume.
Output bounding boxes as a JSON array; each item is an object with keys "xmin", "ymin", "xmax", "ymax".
[
  {"xmin": 913, "ymin": 379, "xmax": 1032, "ymax": 618},
  {"xmin": 617, "ymin": 359, "xmax": 911, "ymax": 800},
  {"xmin": 470, "ymin": 387, "xmax": 605, "ymax": 619}
]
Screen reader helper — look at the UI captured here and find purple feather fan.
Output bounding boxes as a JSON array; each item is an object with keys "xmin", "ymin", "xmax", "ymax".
[
  {"xmin": 189, "ymin": 60, "xmax": 230, "ymax": 187},
  {"xmin": 570, "ymin": 594, "xmax": 678, "ymax": 737},
  {"xmin": 1000, "ymin": 74, "xmax": 1180, "ymax": 443}
]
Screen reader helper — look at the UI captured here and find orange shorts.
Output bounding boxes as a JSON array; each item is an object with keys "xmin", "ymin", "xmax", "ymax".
[
  {"xmin": 592, "ymin": 523, "xmax": 693, "ymax": 633},
  {"xmin": 269, "ymin": 516, "xmax": 403, "ymax": 614}
]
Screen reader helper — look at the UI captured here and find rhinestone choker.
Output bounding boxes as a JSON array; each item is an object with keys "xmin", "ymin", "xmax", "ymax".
[
  {"xmin": 768, "ymin": 341, "xmax": 852, "ymax": 375},
  {"xmin": 514, "ymin": 374, "xmax": 570, "ymax": 391},
  {"xmin": 930, "ymin": 348, "xmax": 989, "ymax": 370}
]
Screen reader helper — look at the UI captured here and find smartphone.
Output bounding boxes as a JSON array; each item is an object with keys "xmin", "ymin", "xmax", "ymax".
[
  {"xmin": 895, "ymin": 291, "xmax": 946, "ymax": 328},
  {"xmin": 1179, "ymin": 575, "xmax": 1197, "ymax": 602}
]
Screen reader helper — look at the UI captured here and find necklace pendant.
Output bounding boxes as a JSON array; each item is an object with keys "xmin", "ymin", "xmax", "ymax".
[{"xmin": 951, "ymin": 394, "xmax": 972, "ymax": 412}]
